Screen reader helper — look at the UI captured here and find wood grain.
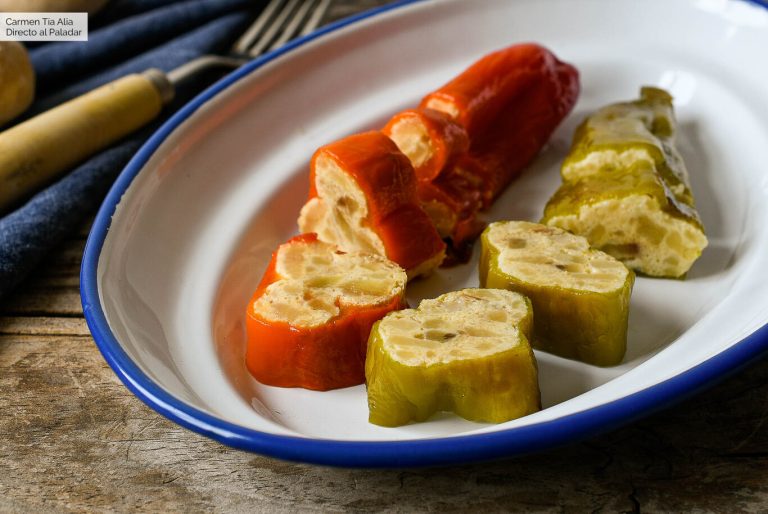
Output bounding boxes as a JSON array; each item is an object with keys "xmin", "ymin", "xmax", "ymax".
[{"xmin": 2, "ymin": 1, "xmax": 768, "ymax": 512}]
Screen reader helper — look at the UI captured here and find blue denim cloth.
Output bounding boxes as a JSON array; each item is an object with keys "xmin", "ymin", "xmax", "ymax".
[{"xmin": 0, "ymin": 0, "xmax": 256, "ymax": 298}]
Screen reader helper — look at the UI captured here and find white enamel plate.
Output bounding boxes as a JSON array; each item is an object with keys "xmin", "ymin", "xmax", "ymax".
[{"xmin": 81, "ymin": 0, "xmax": 768, "ymax": 466}]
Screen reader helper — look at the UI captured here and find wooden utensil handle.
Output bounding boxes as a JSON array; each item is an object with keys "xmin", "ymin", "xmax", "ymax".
[{"xmin": 0, "ymin": 69, "xmax": 173, "ymax": 213}]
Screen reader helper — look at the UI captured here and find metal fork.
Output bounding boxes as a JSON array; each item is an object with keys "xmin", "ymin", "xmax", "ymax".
[
  {"xmin": 169, "ymin": 0, "xmax": 332, "ymax": 88},
  {"xmin": 0, "ymin": 0, "xmax": 332, "ymax": 213}
]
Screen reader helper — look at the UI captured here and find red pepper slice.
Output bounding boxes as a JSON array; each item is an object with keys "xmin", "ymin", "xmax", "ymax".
[
  {"xmin": 383, "ymin": 45, "xmax": 579, "ymax": 253},
  {"xmin": 298, "ymin": 131, "xmax": 446, "ymax": 278},
  {"xmin": 382, "ymin": 108, "xmax": 469, "ymax": 182},
  {"xmin": 245, "ymin": 234, "xmax": 407, "ymax": 391},
  {"xmin": 383, "ymin": 108, "xmax": 482, "ymax": 248},
  {"xmin": 458, "ymin": 58, "xmax": 580, "ymax": 206},
  {"xmin": 456, "ymin": 71, "xmax": 578, "ymax": 208},
  {"xmin": 422, "ymin": 43, "xmax": 580, "ymax": 207},
  {"xmin": 420, "ymin": 43, "xmax": 557, "ymax": 139}
]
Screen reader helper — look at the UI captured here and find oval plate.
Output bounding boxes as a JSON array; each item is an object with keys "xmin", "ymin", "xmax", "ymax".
[{"xmin": 81, "ymin": 0, "xmax": 768, "ymax": 467}]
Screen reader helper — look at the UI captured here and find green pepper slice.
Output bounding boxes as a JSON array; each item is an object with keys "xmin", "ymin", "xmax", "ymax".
[
  {"xmin": 365, "ymin": 288, "xmax": 540, "ymax": 427},
  {"xmin": 544, "ymin": 87, "xmax": 707, "ymax": 278},
  {"xmin": 480, "ymin": 221, "xmax": 634, "ymax": 367}
]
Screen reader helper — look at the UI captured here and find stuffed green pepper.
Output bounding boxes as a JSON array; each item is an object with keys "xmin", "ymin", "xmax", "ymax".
[
  {"xmin": 365, "ymin": 288, "xmax": 540, "ymax": 427},
  {"xmin": 480, "ymin": 221, "xmax": 634, "ymax": 366},
  {"xmin": 542, "ymin": 87, "xmax": 707, "ymax": 278}
]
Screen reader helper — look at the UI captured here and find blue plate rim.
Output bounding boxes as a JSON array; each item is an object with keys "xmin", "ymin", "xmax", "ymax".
[{"xmin": 80, "ymin": 0, "xmax": 768, "ymax": 468}]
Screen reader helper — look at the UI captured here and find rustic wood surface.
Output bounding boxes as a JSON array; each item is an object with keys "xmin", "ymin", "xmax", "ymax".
[{"xmin": 3, "ymin": 1, "xmax": 768, "ymax": 512}]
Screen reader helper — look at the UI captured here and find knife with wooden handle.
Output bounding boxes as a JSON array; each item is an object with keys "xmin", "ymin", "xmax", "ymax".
[
  {"xmin": 0, "ymin": 0, "xmax": 333, "ymax": 214},
  {"xmin": 0, "ymin": 69, "xmax": 173, "ymax": 213}
]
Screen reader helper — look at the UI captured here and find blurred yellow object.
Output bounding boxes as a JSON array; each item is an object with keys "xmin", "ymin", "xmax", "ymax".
[
  {"xmin": 0, "ymin": 0, "xmax": 109, "ymax": 14},
  {"xmin": 0, "ymin": 42, "xmax": 35, "ymax": 126}
]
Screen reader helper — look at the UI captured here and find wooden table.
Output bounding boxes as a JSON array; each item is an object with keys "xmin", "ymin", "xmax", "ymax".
[{"xmin": 2, "ymin": 1, "xmax": 768, "ymax": 511}]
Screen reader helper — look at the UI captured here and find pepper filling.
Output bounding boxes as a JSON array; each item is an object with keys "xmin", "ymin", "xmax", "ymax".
[
  {"xmin": 252, "ymin": 239, "xmax": 406, "ymax": 328},
  {"xmin": 486, "ymin": 221, "xmax": 629, "ymax": 293},
  {"xmin": 545, "ymin": 194, "xmax": 707, "ymax": 278},
  {"xmin": 377, "ymin": 288, "xmax": 531, "ymax": 366},
  {"xmin": 386, "ymin": 115, "xmax": 434, "ymax": 173},
  {"xmin": 298, "ymin": 155, "xmax": 387, "ymax": 257}
]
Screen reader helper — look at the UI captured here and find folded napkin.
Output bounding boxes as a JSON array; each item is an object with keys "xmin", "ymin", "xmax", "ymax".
[{"xmin": 0, "ymin": 0, "xmax": 258, "ymax": 299}]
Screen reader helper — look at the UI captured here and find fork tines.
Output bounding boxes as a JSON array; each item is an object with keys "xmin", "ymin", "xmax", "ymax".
[{"xmin": 232, "ymin": 0, "xmax": 332, "ymax": 58}]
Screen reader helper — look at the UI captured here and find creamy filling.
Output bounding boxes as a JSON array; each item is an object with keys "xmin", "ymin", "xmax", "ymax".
[
  {"xmin": 487, "ymin": 221, "xmax": 629, "ymax": 292},
  {"xmin": 386, "ymin": 115, "xmax": 434, "ymax": 172},
  {"xmin": 298, "ymin": 155, "xmax": 386, "ymax": 257},
  {"xmin": 544, "ymin": 195, "xmax": 707, "ymax": 278},
  {"xmin": 377, "ymin": 288, "xmax": 531, "ymax": 366},
  {"xmin": 253, "ymin": 239, "xmax": 406, "ymax": 328}
]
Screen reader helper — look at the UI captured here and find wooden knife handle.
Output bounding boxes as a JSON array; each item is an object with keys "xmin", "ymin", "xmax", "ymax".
[{"xmin": 0, "ymin": 69, "xmax": 173, "ymax": 213}]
